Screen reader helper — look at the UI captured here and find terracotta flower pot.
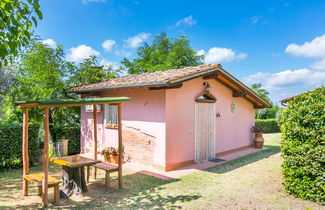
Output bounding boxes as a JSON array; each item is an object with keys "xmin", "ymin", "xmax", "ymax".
[
  {"xmin": 110, "ymin": 156, "xmax": 119, "ymax": 164},
  {"xmin": 254, "ymin": 132, "xmax": 264, "ymax": 149},
  {"xmin": 104, "ymin": 155, "xmax": 110, "ymax": 163}
]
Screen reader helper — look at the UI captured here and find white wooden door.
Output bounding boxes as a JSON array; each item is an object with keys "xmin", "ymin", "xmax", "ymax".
[{"xmin": 195, "ymin": 102, "xmax": 216, "ymax": 163}]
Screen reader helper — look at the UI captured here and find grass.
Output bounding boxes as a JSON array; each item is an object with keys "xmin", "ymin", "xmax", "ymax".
[{"xmin": 0, "ymin": 133, "xmax": 323, "ymax": 209}]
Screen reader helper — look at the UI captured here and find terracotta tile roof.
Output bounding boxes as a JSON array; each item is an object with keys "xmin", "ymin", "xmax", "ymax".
[
  {"xmin": 69, "ymin": 64, "xmax": 271, "ymax": 108},
  {"xmin": 70, "ymin": 64, "xmax": 219, "ymax": 92}
]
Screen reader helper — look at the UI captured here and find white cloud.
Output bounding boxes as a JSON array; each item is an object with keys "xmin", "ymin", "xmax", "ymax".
[
  {"xmin": 67, "ymin": 45, "xmax": 100, "ymax": 63},
  {"xmin": 285, "ymin": 34, "xmax": 325, "ymax": 70},
  {"xmin": 41, "ymin": 39, "xmax": 57, "ymax": 49},
  {"xmin": 312, "ymin": 59, "xmax": 325, "ymax": 70},
  {"xmin": 115, "ymin": 49, "xmax": 131, "ymax": 57},
  {"xmin": 99, "ymin": 59, "xmax": 119, "ymax": 70},
  {"xmin": 285, "ymin": 34, "xmax": 325, "ymax": 58},
  {"xmin": 176, "ymin": 15, "xmax": 197, "ymax": 27},
  {"xmin": 198, "ymin": 47, "xmax": 247, "ymax": 64},
  {"xmin": 102, "ymin": 39, "xmax": 116, "ymax": 52},
  {"xmin": 243, "ymin": 68, "xmax": 325, "ymax": 103},
  {"xmin": 197, "ymin": 49, "xmax": 205, "ymax": 56},
  {"xmin": 124, "ymin": 32, "xmax": 150, "ymax": 48}
]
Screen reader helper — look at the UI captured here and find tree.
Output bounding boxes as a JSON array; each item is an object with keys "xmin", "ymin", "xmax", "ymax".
[
  {"xmin": 0, "ymin": 64, "xmax": 18, "ymax": 121},
  {"xmin": 251, "ymin": 83, "xmax": 271, "ymax": 104},
  {"xmin": 4, "ymin": 39, "xmax": 119, "ymax": 125},
  {"xmin": 251, "ymin": 83, "xmax": 279, "ymax": 119},
  {"xmin": 121, "ymin": 32, "xmax": 204, "ymax": 74},
  {"xmin": 8, "ymin": 41, "xmax": 69, "ymax": 124},
  {"xmin": 67, "ymin": 56, "xmax": 119, "ymax": 87},
  {"xmin": 0, "ymin": 0, "xmax": 42, "ymax": 67}
]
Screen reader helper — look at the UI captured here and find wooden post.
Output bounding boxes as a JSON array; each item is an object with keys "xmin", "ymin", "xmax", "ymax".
[
  {"xmin": 42, "ymin": 108, "xmax": 49, "ymax": 207},
  {"xmin": 22, "ymin": 108, "xmax": 29, "ymax": 196},
  {"xmin": 118, "ymin": 103, "xmax": 122, "ymax": 188},
  {"xmin": 92, "ymin": 105, "xmax": 97, "ymax": 179}
]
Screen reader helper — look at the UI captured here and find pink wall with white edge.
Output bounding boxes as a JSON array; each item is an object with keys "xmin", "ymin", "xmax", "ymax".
[
  {"xmin": 80, "ymin": 88, "xmax": 167, "ymax": 167},
  {"xmin": 80, "ymin": 78, "xmax": 255, "ymax": 169},
  {"xmin": 165, "ymin": 77, "xmax": 255, "ymax": 165}
]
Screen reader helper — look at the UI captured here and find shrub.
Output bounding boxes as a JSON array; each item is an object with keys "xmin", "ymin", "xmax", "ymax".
[
  {"xmin": 50, "ymin": 125, "xmax": 80, "ymax": 155},
  {"xmin": 0, "ymin": 123, "xmax": 40, "ymax": 170},
  {"xmin": 281, "ymin": 87, "xmax": 325, "ymax": 204},
  {"xmin": 255, "ymin": 119, "xmax": 280, "ymax": 133}
]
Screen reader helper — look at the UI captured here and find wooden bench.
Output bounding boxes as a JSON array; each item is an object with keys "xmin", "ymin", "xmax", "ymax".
[
  {"xmin": 86, "ymin": 162, "xmax": 118, "ymax": 190},
  {"xmin": 23, "ymin": 174, "xmax": 61, "ymax": 203}
]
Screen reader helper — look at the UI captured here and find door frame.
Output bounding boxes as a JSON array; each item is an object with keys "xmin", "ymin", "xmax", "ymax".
[{"xmin": 194, "ymin": 102, "xmax": 216, "ymax": 163}]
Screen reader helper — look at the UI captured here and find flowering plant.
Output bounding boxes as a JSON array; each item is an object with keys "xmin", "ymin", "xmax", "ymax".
[
  {"xmin": 98, "ymin": 146, "xmax": 119, "ymax": 157},
  {"xmin": 252, "ymin": 126, "xmax": 265, "ymax": 133}
]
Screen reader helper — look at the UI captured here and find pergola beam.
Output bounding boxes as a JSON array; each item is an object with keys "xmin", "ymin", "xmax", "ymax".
[
  {"xmin": 93, "ymin": 105, "xmax": 98, "ymax": 179},
  {"xmin": 22, "ymin": 108, "xmax": 29, "ymax": 196},
  {"xmin": 118, "ymin": 103, "xmax": 122, "ymax": 188},
  {"xmin": 42, "ymin": 108, "xmax": 49, "ymax": 207}
]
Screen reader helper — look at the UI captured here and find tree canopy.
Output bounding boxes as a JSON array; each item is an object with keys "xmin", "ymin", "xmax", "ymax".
[
  {"xmin": 1, "ymin": 39, "xmax": 118, "ymax": 125},
  {"xmin": 251, "ymin": 83, "xmax": 271, "ymax": 104},
  {"xmin": 67, "ymin": 56, "xmax": 119, "ymax": 87},
  {"xmin": 121, "ymin": 32, "xmax": 204, "ymax": 74},
  {"xmin": 251, "ymin": 83, "xmax": 280, "ymax": 119},
  {"xmin": 0, "ymin": 0, "xmax": 42, "ymax": 67}
]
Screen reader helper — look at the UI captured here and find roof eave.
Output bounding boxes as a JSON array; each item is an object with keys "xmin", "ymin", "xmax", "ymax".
[
  {"xmin": 217, "ymin": 68, "xmax": 272, "ymax": 109},
  {"xmin": 70, "ymin": 67, "xmax": 219, "ymax": 93},
  {"xmin": 69, "ymin": 81, "xmax": 170, "ymax": 93}
]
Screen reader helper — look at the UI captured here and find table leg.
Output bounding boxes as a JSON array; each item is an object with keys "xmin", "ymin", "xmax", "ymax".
[{"xmin": 60, "ymin": 166, "xmax": 88, "ymax": 198}]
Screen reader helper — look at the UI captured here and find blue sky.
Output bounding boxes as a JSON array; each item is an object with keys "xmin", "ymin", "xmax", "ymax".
[{"xmin": 35, "ymin": 0, "xmax": 325, "ymax": 103}]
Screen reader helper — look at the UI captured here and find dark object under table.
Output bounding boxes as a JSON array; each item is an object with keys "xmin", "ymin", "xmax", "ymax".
[{"xmin": 50, "ymin": 155, "xmax": 100, "ymax": 198}]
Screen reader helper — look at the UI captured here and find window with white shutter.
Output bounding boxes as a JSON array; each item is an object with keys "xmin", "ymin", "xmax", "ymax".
[{"xmin": 104, "ymin": 104, "xmax": 119, "ymax": 129}]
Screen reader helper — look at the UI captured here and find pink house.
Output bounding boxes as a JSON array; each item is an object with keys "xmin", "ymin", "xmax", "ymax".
[{"xmin": 71, "ymin": 64, "xmax": 271, "ymax": 171}]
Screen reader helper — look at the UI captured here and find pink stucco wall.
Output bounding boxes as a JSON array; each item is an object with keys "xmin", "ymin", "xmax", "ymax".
[
  {"xmin": 165, "ymin": 77, "xmax": 255, "ymax": 165},
  {"xmin": 81, "ymin": 77, "xmax": 255, "ymax": 169},
  {"xmin": 81, "ymin": 88, "xmax": 167, "ymax": 167}
]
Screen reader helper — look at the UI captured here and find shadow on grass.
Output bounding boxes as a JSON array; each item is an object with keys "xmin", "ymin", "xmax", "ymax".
[
  {"xmin": 2, "ymin": 166, "xmax": 200, "ymax": 209},
  {"xmin": 205, "ymin": 145, "xmax": 280, "ymax": 174},
  {"xmin": 0, "ymin": 164, "xmax": 61, "ymax": 203}
]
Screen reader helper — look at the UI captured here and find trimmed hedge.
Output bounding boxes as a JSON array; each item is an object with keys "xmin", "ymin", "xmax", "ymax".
[
  {"xmin": 0, "ymin": 124, "xmax": 40, "ymax": 169},
  {"xmin": 255, "ymin": 119, "xmax": 280, "ymax": 133},
  {"xmin": 281, "ymin": 87, "xmax": 325, "ymax": 204},
  {"xmin": 50, "ymin": 125, "xmax": 80, "ymax": 155}
]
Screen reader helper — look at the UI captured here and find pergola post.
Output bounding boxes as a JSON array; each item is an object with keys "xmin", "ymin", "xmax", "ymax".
[
  {"xmin": 22, "ymin": 108, "xmax": 29, "ymax": 196},
  {"xmin": 118, "ymin": 103, "xmax": 122, "ymax": 188},
  {"xmin": 93, "ymin": 105, "xmax": 97, "ymax": 179},
  {"xmin": 42, "ymin": 108, "xmax": 49, "ymax": 207}
]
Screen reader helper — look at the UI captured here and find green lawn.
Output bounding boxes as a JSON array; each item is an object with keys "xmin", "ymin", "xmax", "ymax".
[{"xmin": 0, "ymin": 133, "xmax": 323, "ymax": 209}]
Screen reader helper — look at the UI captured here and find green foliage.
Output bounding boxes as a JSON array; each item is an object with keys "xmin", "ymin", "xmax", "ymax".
[
  {"xmin": 255, "ymin": 119, "xmax": 280, "ymax": 133},
  {"xmin": 0, "ymin": 0, "xmax": 42, "ymax": 67},
  {"xmin": 67, "ymin": 56, "xmax": 119, "ymax": 86},
  {"xmin": 2, "ymin": 40, "xmax": 119, "ymax": 125},
  {"xmin": 281, "ymin": 87, "xmax": 325, "ymax": 204},
  {"xmin": 251, "ymin": 83, "xmax": 280, "ymax": 119},
  {"xmin": 0, "ymin": 123, "xmax": 39, "ymax": 169},
  {"xmin": 255, "ymin": 106, "xmax": 280, "ymax": 119},
  {"xmin": 251, "ymin": 83, "xmax": 272, "ymax": 104},
  {"xmin": 275, "ymin": 107, "xmax": 285, "ymax": 126},
  {"xmin": 6, "ymin": 40, "xmax": 71, "ymax": 124},
  {"xmin": 50, "ymin": 125, "xmax": 80, "ymax": 155},
  {"xmin": 121, "ymin": 32, "xmax": 204, "ymax": 74}
]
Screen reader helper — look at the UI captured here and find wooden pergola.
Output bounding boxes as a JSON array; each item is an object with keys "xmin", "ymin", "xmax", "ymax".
[{"xmin": 15, "ymin": 97, "xmax": 131, "ymax": 206}]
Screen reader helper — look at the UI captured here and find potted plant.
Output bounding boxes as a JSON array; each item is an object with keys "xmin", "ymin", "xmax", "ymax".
[
  {"xmin": 252, "ymin": 126, "xmax": 265, "ymax": 149},
  {"xmin": 108, "ymin": 147, "xmax": 119, "ymax": 164},
  {"xmin": 98, "ymin": 147, "xmax": 120, "ymax": 164}
]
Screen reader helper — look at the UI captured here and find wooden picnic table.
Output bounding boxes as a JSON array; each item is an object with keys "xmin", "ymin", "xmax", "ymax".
[{"xmin": 50, "ymin": 155, "xmax": 101, "ymax": 198}]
